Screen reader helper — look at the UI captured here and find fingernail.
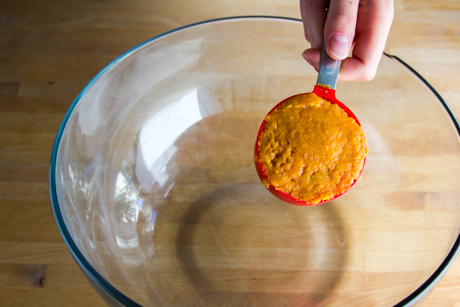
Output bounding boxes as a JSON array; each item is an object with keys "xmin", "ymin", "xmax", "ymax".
[
  {"xmin": 329, "ymin": 34, "xmax": 350, "ymax": 59},
  {"xmin": 302, "ymin": 52, "xmax": 319, "ymax": 71}
]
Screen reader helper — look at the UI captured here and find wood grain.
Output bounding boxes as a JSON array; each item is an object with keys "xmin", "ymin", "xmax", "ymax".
[{"xmin": 1, "ymin": 0, "xmax": 460, "ymax": 306}]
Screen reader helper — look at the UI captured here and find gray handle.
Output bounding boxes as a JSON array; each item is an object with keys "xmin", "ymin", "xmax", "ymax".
[{"xmin": 316, "ymin": 42, "xmax": 341, "ymax": 90}]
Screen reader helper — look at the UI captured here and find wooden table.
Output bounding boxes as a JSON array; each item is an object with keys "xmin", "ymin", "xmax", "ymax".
[{"xmin": 1, "ymin": 0, "xmax": 459, "ymax": 306}]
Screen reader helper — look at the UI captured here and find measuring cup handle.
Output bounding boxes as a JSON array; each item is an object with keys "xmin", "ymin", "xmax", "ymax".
[{"xmin": 316, "ymin": 42, "xmax": 342, "ymax": 90}]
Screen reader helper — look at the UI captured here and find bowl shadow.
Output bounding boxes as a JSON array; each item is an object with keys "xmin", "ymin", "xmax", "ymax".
[
  {"xmin": 139, "ymin": 111, "xmax": 350, "ymax": 306},
  {"xmin": 170, "ymin": 181, "xmax": 348, "ymax": 306}
]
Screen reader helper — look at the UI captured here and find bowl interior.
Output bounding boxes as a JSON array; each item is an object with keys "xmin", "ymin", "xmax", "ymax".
[{"xmin": 52, "ymin": 17, "xmax": 460, "ymax": 306}]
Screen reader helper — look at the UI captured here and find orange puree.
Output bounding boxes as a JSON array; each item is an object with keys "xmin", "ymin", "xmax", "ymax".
[{"xmin": 256, "ymin": 92, "xmax": 368, "ymax": 204}]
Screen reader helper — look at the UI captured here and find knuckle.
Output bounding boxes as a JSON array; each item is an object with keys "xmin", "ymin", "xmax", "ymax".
[
  {"xmin": 359, "ymin": 69, "xmax": 377, "ymax": 82},
  {"xmin": 304, "ymin": 0, "xmax": 323, "ymax": 16},
  {"xmin": 374, "ymin": 0, "xmax": 394, "ymax": 9},
  {"xmin": 329, "ymin": 3, "xmax": 357, "ymax": 34},
  {"xmin": 336, "ymin": 10, "xmax": 356, "ymax": 26},
  {"xmin": 364, "ymin": 0, "xmax": 394, "ymax": 24}
]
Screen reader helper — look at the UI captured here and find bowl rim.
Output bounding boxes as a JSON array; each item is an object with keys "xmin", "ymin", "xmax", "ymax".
[{"xmin": 49, "ymin": 15, "xmax": 460, "ymax": 307}]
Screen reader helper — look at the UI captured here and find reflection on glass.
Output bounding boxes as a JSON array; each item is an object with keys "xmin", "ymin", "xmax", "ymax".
[{"xmin": 136, "ymin": 90, "xmax": 202, "ymax": 193}]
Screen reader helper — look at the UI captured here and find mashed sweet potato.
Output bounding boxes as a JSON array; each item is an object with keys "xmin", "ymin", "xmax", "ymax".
[{"xmin": 256, "ymin": 92, "xmax": 368, "ymax": 204}]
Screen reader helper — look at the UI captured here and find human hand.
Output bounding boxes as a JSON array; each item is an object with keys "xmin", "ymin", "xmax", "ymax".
[{"xmin": 300, "ymin": 0, "xmax": 394, "ymax": 81}]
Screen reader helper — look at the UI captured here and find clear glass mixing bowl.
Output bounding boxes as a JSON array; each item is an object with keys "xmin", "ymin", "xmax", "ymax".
[{"xmin": 50, "ymin": 16, "xmax": 460, "ymax": 306}]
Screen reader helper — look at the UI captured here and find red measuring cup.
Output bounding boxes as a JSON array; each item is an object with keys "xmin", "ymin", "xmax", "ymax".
[{"xmin": 254, "ymin": 44, "xmax": 366, "ymax": 206}]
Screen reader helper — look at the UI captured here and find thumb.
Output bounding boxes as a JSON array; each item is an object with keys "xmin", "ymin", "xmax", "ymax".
[{"xmin": 324, "ymin": 0, "xmax": 359, "ymax": 60}]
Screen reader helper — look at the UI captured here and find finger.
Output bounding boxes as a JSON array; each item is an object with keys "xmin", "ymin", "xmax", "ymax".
[
  {"xmin": 302, "ymin": 48, "xmax": 321, "ymax": 72},
  {"xmin": 338, "ymin": 0, "xmax": 394, "ymax": 81},
  {"xmin": 324, "ymin": 0, "xmax": 360, "ymax": 60},
  {"xmin": 300, "ymin": 0, "xmax": 329, "ymax": 49}
]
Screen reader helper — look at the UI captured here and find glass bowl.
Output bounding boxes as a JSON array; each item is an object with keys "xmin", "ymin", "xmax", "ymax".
[{"xmin": 50, "ymin": 16, "xmax": 460, "ymax": 306}]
